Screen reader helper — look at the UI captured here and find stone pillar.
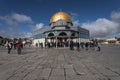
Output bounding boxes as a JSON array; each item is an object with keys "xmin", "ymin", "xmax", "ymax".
[
  {"xmin": 78, "ymin": 33, "xmax": 80, "ymax": 44},
  {"xmin": 45, "ymin": 37, "xmax": 47, "ymax": 48},
  {"xmin": 67, "ymin": 31, "xmax": 71, "ymax": 48},
  {"xmin": 45, "ymin": 33, "xmax": 47, "ymax": 48},
  {"xmin": 56, "ymin": 37, "xmax": 57, "ymax": 48},
  {"xmin": 68, "ymin": 37, "xmax": 71, "ymax": 47}
]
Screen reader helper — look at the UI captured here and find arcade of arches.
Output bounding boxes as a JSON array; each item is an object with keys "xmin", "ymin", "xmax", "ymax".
[{"xmin": 46, "ymin": 31, "xmax": 77, "ymax": 47}]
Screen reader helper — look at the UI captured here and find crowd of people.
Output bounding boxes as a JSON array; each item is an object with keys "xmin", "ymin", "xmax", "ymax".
[
  {"xmin": 7, "ymin": 41, "xmax": 23, "ymax": 54},
  {"xmin": 35, "ymin": 41, "xmax": 101, "ymax": 52},
  {"xmin": 69, "ymin": 41, "xmax": 101, "ymax": 51},
  {"xmin": 1, "ymin": 39, "xmax": 101, "ymax": 55}
]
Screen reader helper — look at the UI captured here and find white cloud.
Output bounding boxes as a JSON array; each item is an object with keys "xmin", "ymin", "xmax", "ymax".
[
  {"xmin": 111, "ymin": 11, "xmax": 120, "ymax": 23},
  {"xmin": 35, "ymin": 23, "xmax": 44, "ymax": 31},
  {"xmin": 71, "ymin": 11, "xmax": 120, "ymax": 38},
  {"xmin": 0, "ymin": 30, "xmax": 33, "ymax": 38},
  {"xmin": 70, "ymin": 12, "xmax": 80, "ymax": 27},
  {"xmin": 70, "ymin": 12, "xmax": 79, "ymax": 18},
  {"xmin": 18, "ymin": 32, "xmax": 33, "ymax": 38},
  {"xmin": 12, "ymin": 13, "xmax": 33, "ymax": 23},
  {"xmin": 81, "ymin": 18, "xmax": 119, "ymax": 38},
  {"xmin": 0, "ymin": 15, "xmax": 18, "ymax": 26},
  {"xmin": 0, "ymin": 13, "xmax": 33, "ymax": 26},
  {"xmin": 79, "ymin": 11, "xmax": 120, "ymax": 38},
  {"xmin": 73, "ymin": 20, "xmax": 80, "ymax": 27},
  {"xmin": 0, "ymin": 13, "xmax": 34, "ymax": 38}
]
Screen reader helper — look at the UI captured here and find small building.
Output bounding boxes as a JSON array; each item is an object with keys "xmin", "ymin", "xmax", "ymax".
[{"xmin": 93, "ymin": 38, "xmax": 120, "ymax": 44}]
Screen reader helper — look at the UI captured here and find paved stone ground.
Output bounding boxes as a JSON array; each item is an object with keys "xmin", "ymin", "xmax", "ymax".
[{"xmin": 0, "ymin": 45, "xmax": 120, "ymax": 80}]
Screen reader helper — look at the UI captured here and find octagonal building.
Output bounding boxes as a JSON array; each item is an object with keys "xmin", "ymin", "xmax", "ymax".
[{"xmin": 33, "ymin": 11, "xmax": 90, "ymax": 48}]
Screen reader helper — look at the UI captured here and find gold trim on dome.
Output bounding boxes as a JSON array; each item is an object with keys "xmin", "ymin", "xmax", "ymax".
[{"xmin": 50, "ymin": 11, "xmax": 72, "ymax": 23}]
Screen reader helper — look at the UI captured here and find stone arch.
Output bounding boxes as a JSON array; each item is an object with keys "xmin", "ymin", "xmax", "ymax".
[
  {"xmin": 48, "ymin": 33, "xmax": 54, "ymax": 37},
  {"xmin": 71, "ymin": 33, "xmax": 76, "ymax": 36},
  {"xmin": 59, "ymin": 32, "xmax": 67, "ymax": 36}
]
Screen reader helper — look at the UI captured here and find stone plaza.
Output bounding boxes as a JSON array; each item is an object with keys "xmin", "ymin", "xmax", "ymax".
[{"xmin": 0, "ymin": 45, "xmax": 120, "ymax": 80}]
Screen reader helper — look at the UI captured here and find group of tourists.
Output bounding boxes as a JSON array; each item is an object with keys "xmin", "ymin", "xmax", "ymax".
[
  {"xmin": 35, "ymin": 40, "xmax": 101, "ymax": 52},
  {"xmin": 35, "ymin": 43, "xmax": 43, "ymax": 48},
  {"xmin": 6, "ymin": 39, "xmax": 101, "ymax": 55},
  {"xmin": 69, "ymin": 41, "xmax": 101, "ymax": 51},
  {"xmin": 7, "ymin": 41, "xmax": 23, "ymax": 55}
]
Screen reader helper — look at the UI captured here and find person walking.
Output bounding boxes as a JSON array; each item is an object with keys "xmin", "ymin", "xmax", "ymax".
[
  {"xmin": 85, "ymin": 42, "xmax": 89, "ymax": 50},
  {"xmin": 97, "ymin": 42, "xmax": 101, "ymax": 51},
  {"xmin": 70, "ymin": 40, "xmax": 74, "ymax": 50},
  {"xmin": 7, "ymin": 42, "xmax": 12, "ymax": 54},
  {"xmin": 76, "ymin": 42, "xmax": 80, "ymax": 51},
  {"xmin": 16, "ymin": 42, "xmax": 22, "ymax": 55}
]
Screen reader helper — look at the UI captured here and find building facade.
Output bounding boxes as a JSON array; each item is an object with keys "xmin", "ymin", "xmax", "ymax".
[{"xmin": 33, "ymin": 11, "xmax": 90, "ymax": 47}]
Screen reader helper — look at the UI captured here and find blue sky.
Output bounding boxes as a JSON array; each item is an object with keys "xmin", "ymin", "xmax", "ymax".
[{"xmin": 0, "ymin": 0, "xmax": 120, "ymax": 38}]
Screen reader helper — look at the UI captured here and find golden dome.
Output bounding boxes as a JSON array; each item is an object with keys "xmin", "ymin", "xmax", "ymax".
[{"xmin": 50, "ymin": 11, "xmax": 72, "ymax": 23}]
